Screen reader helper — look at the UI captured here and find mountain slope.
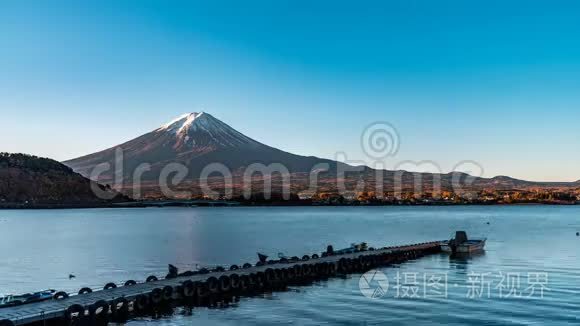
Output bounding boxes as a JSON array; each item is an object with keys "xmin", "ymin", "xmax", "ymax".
[
  {"xmin": 0, "ymin": 153, "xmax": 127, "ymax": 206},
  {"xmin": 64, "ymin": 112, "xmax": 343, "ymax": 196},
  {"xmin": 64, "ymin": 113, "xmax": 579, "ymax": 199}
]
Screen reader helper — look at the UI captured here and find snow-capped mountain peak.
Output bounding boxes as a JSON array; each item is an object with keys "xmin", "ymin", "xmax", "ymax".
[
  {"xmin": 158, "ymin": 112, "xmax": 206, "ymax": 133},
  {"xmin": 156, "ymin": 112, "xmax": 259, "ymax": 149}
]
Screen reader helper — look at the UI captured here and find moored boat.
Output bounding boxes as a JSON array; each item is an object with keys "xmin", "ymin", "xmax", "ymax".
[
  {"xmin": 441, "ymin": 231, "xmax": 486, "ymax": 254},
  {"xmin": 0, "ymin": 290, "xmax": 55, "ymax": 309}
]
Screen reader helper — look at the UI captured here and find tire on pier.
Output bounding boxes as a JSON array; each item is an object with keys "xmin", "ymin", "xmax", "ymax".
[
  {"xmin": 53, "ymin": 291, "xmax": 69, "ymax": 300},
  {"xmin": 242, "ymin": 263, "xmax": 252, "ymax": 269},
  {"xmin": 163, "ymin": 285, "xmax": 174, "ymax": 301},
  {"xmin": 301, "ymin": 264, "xmax": 312, "ymax": 279},
  {"xmin": 239, "ymin": 275, "xmax": 250, "ymax": 292},
  {"xmin": 207, "ymin": 276, "xmax": 220, "ymax": 294},
  {"xmin": 103, "ymin": 282, "xmax": 117, "ymax": 290},
  {"xmin": 311, "ymin": 254, "xmax": 319, "ymax": 259},
  {"xmin": 135, "ymin": 294, "xmax": 150, "ymax": 313},
  {"xmin": 124, "ymin": 280, "xmax": 137, "ymax": 286},
  {"xmin": 182, "ymin": 280, "xmax": 196, "ymax": 298},
  {"xmin": 327, "ymin": 262, "xmax": 337, "ymax": 276},
  {"xmin": 110, "ymin": 297, "xmax": 129, "ymax": 323},
  {"xmin": 275, "ymin": 269, "xmax": 286, "ymax": 284},
  {"xmin": 64, "ymin": 304, "xmax": 85, "ymax": 325},
  {"xmin": 253, "ymin": 272, "xmax": 266, "ymax": 291},
  {"xmin": 315, "ymin": 263, "xmax": 327, "ymax": 278},
  {"xmin": 146, "ymin": 275, "xmax": 158, "ymax": 283},
  {"xmin": 285, "ymin": 267, "xmax": 296, "ymax": 283},
  {"xmin": 219, "ymin": 275, "xmax": 231, "ymax": 293},
  {"xmin": 229, "ymin": 264, "xmax": 239, "ymax": 271},
  {"xmin": 195, "ymin": 281, "xmax": 209, "ymax": 300},
  {"xmin": 78, "ymin": 287, "xmax": 92, "ymax": 295},
  {"xmin": 337, "ymin": 258, "xmax": 348, "ymax": 273},
  {"xmin": 88, "ymin": 300, "xmax": 110, "ymax": 326},
  {"xmin": 264, "ymin": 268, "xmax": 276, "ymax": 286},
  {"xmin": 301, "ymin": 255, "xmax": 310, "ymax": 261},
  {"xmin": 292, "ymin": 264, "xmax": 303, "ymax": 281},
  {"xmin": 149, "ymin": 288, "xmax": 164, "ymax": 305},
  {"xmin": 230, "ymin": 273, "xmax": 241, "ymax": 291}
]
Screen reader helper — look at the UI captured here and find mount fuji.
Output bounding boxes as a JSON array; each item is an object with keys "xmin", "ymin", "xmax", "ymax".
[
  {"xmin": 64, "ymin": 112, "xmax": 576, "ymax": 199},
  {"xmin": 64, "ymin": 112, "xmax": 343, "ymax": 196}
]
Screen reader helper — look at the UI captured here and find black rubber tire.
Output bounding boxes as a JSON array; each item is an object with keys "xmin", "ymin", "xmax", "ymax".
[
  {"xmin": 265, "ymin": 268, "xmax": 276, "ymax": 285},
  {"xmin": 328, "ymin": 262, "xmax": 337, "ymax": 275},
  {"xmin": 207, "ymin": 276, "xmax": 219, "ymax": 294},
  {"xmin": 135, "ymin": 294, "xmax": 149, "ymax": 312},
  {"xmin": 162, "ymin": 285, "xmax": 174, "ymax": 301},
  {"xmin": 110, "ymin": 297, "xmax": 129, "ymax": 323},
  {"xmin": 285, "ymin": 267, "xmax": 296, "ymax": 282},
  {"xmin": 146, "ymin": 275, "xmax": 158, "ymax": 283},
  {"xmin": 53, "ymin": 291, "xmax": 69, "ymax": 300},
  {"xmin": 229, "ymin": 264, "xmax": 239, "ymax": 271},
  {"xmin": 302, "ymin": 264, "xmax": 312, "ymax": 277},
  {"xmin": 302, "ymin": 255, "xmax": 310, "ymax": 261},
  {"xmin": 219, "ymin": 275, "xmax": 231, "ymax": 293},
  {"xmin": 64, "ymin": 304, "xmax": 85, "ymax": 323},
  {"xmin": 182, "ymin": 280, "xmax": 195, "ymax": 298},
  {"xmin": 150, "ymin": 288, "xmax": 164, "ymax": 305},
  {"xmin": 88, "ymin": 300, "xmax": 110, "ymax": 326},
  {"xmin": 312, "ymin": 254, "xmax": 319, "ymax": 259},
  {"xmin": 230, "ymin": 273, "xmax": 240, "ymax": 290},
  {"xmin": 239, "ymin": 275, "xmax": 250, "ymax": 291},
  {"xmin": 103, "ymin": 282, "xmax": 117, "ymax": 290},
  {"xmin": 124, "ymin": 280, "xmax": 137, "ymax": 286},
  {"xmin": 242, "ymin": 263, "xmax": 252, "ymax": 269},
  {"xmin": 275, "ymin": 269, "xmax": 286, "ymax": 284},
  {"xmin": 293, "ymin": 264, "xmax": 303, "ymax": 279},
  {"xmin": 195, "ymin": 281, "xmax": 209, "ymax": 298},
  {"xmin": 78, "ymin": 287, "xmax": 92, "ymax": 295},
  {"xmin": 255, "ymin": 272, "xmax": 266, "ymax": 288}
]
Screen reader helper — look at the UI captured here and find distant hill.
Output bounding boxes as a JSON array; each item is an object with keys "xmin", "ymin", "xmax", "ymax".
[{"xmin": 0, "ymin": 153, "xmax": 127, "ymax": 207}]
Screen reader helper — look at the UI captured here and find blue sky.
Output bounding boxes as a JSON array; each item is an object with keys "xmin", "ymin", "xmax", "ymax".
[{"xmin": 1, "ymin": 0, "xmax": 580, "ymax": 181}]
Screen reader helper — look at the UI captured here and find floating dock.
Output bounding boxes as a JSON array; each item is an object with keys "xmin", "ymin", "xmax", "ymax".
[{"xmin": 0, "ymin": 241, "xmax": 442, "ymax": 326}]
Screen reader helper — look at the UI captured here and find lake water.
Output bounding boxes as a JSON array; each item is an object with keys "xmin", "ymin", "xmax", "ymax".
[{"xmin": 0, "ymin": 206, "xmax": 579, "ymax": 325}]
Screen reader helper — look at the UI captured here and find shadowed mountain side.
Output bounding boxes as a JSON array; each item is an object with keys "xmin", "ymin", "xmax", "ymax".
[{"xmin": 0, "ymin": 153, "xmax": 128, "ymax": 207}]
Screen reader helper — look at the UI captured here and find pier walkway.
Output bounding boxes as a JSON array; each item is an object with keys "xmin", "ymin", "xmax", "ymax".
[{"xmin": 0, "ymin": 241, "xmax": 442, "ymax": 326}]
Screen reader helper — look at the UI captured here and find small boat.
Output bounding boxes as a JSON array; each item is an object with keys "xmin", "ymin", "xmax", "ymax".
[
  {"xmin": 257, "ymin": 252, "xmax": 269, "ymax": 263},
  {"xmin": 441, "ymin": 231, "xmax": 486, "ymax": 254},
  {"xmin": 334, "ymin": 242, "xmax": 368, "ymax": 255},
  {"xmin": 0, "ymin": 290, "xmax": 55, "ymax": 308}
]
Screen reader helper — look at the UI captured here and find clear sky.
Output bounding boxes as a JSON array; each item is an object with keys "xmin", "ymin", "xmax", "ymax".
[{"xmin": 1, "ymin": 0, "xmax": 580, "ymax": 181}]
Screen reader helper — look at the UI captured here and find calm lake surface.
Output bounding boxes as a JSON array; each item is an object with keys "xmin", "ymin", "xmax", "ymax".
[{"xmin": 0, "ymin": 206, "xmax": 579, "ymax": 325}]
